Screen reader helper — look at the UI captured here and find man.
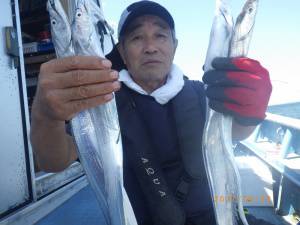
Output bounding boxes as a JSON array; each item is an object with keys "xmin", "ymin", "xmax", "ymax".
[{"xmin": 30, "ymin": 1, "xmax": 272, "ymax": 225}]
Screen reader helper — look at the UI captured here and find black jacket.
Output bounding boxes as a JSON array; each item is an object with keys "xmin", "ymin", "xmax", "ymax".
[{"xmin": 116, "ymin": 79, "xmax": 216, "ymax": 225}]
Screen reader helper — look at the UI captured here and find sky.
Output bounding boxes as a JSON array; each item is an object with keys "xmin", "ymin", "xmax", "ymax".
[{"xmin": 102, "ymin": 0, "xmax": 300, "ymax": 105}]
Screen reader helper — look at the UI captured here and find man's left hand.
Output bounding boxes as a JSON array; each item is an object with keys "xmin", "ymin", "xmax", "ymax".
[{"xmin": 202, "ymin": 57, "xmax": 272, "ymax": 126}]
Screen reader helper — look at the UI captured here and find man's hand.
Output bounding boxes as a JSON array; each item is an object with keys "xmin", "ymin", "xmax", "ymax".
[
  {"xmin": 202, "ymin": 57, "xmax": 272, "ymax": 126},
  {"xmin": 32, "ymin": 55, "xmax": 120, "ymax": 122},
  {"xmin": 30, "ymin": 56, "xmax": 120, "ymax": 172}
]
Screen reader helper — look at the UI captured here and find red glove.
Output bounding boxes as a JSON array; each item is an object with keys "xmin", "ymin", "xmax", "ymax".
[{"xmin": 202, "ymin": 57, "xmax": 272, "ymax": 126}]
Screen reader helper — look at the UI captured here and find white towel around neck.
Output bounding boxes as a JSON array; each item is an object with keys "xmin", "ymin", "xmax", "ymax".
[{"xmin": 119, "ymin": 64, "xmax": 184, "ymax": 105}]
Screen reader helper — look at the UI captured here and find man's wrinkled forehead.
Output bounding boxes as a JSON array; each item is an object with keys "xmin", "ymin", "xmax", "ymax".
[{"xmin": 124, "ymin": 15, "xmax": 171, "ymax": 36}]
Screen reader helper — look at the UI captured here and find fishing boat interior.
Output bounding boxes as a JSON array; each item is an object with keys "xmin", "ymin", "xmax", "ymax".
[{"xmin": 0, "ymin": 0, "xmax": 299, "ymax": 225}]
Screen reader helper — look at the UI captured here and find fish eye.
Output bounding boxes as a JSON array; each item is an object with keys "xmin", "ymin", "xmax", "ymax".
[
  {"xmin": 51, "ymin": 20, "xmax": 56, "ymax": 25},
  {"xmin": 77, "ymin": 12, "xmax": 82, "ymax": 17},
  {"xmin": 248, "ymin": 8, "xmax": 253, "ymax": 13}
]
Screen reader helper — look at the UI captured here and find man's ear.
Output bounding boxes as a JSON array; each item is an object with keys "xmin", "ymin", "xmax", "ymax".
[{"xmin": 173, "ymin": 38, "xmax": 178, "ymax": 55}]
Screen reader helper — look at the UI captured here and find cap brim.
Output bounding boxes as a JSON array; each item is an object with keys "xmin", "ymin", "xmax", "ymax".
[{"xmin": 119, "ymin": 2, "xmax": 174, "ymax": 37}]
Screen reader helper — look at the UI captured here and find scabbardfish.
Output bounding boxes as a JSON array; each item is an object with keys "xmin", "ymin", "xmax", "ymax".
[
  {"xmin": 203, "ymin": 1, "xmax": 259, "ymax": 225},
  {"xmin": 47, "ymin": 0, "xmax": 137, "ymax": 224}
]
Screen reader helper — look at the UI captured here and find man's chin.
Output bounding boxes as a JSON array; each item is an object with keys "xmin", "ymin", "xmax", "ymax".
[
  {"xmin": 142, "ymin": 73, "xmax": 168, "ymax": 84},
  {"xmin": 142, "ymin": 67, "xmax": 166, "ymax": 76}
]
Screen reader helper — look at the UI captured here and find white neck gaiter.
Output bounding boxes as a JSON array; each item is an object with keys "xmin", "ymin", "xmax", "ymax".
[{"xmin": 119, "ymin": 64, "xmax": 184, "ymax": 105}]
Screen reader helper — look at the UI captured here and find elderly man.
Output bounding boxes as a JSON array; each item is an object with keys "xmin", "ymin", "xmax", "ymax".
[{"xmin": 31, "ymin": 1, "xmax": 272, "ymax": 225}]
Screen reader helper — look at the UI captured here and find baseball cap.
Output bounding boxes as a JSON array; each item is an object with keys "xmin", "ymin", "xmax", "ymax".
[{"xmin": 117, "ymin": 1, "xmax": 175, "ymax": 39}]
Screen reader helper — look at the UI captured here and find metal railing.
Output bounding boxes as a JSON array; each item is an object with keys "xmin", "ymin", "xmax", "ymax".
[
  {"xmin": 265, "ymin": 113, "xmax": 300, "ymax": 130},
  {"xmin": 240, "ymin": 112, "xmax": 300, "ymax": 215},
  {"xmin": 240, "ymin": 112, "xmax": 300, "ymax": 184}
]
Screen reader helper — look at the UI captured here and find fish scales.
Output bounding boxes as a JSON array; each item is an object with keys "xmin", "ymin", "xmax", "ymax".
[{"xmin": 203, "ymin": 1, "xmax": 259, "ymax": 225}]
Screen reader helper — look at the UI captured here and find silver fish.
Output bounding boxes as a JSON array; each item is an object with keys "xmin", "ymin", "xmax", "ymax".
[
  {"xmin": 48, "ymin": 0, "xmax": 137, "ymax": 224},
  {"xmin": 72, "ymin": 0, "xmax": 103, "ymax": 56},
  {"xmin": 47, "ymin": 1, "xmax": 111, "ymax": 223},
  {"xmin": 71, "ymin": 0, "xmax": 137, "ymax": 225},
  {"xmin": 88, "ymin": 0, "xmax": 115, "ymax": 55},
  {"xmin": 229, "ymin": 0, "xmax": 259, "ymax": 57},
  {"xmin": 203, "ymin": 1, "xmax": 259, "ymax": 225},
  {"xmin": 47, "ymin": 0, "xmax": 74, "ymax": 58}
]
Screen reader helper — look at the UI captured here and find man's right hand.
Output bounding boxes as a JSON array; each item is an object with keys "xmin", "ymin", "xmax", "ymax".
[
  {"xmin": 32, "ymin": 55, "xmax": 120, "ymax": 122},
  {"xmin": 30, "ymin": 56, "xmax": 120, "ymax": 172}
]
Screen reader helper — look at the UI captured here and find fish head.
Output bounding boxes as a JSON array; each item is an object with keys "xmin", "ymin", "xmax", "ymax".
[
  {"xmin": 217, "ymin": 0, "xmax": 234, "ymax": 27},
  {"xmin": 72, "ymin": 0, "xmax": 103, "ymax": 55},
  {"xmin": 89, "ymin": 0, "xmax": 105, "ymax": 23},
  {"xmin": 237, "ymin": 0, "xmax": 259, "ymax": 33},
  {"xmin": 229, "ymin": 0, "xmax": 259, "ymax": 57},
  {"xmin": 47, "ymin": 0, "xmax": 71, "ymax": 41},
  {"xmin": 47, "ymin": 0, "xmax": 73, "ymax": 57},
  {"xmin": 73, "ymin": 0, "xmax": 92, "ymax": 38}
]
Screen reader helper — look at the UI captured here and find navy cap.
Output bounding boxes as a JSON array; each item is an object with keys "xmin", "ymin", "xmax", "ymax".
[{"xmin": 118, "ymin": 1, "xmax": 175, "ymax": 38}]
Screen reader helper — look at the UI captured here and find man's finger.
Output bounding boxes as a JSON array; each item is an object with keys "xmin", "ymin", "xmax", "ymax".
[
  {"xmin": 42, "ymin": 56, "xmax": 112, "ymax": 73},
  {"xmin": 69, "ymin": 94, "xmax": 114, "ymax": 114},
  {"xmin": 212, "ymin": 57, "xmax": 268, "ymax": 75},
  {"xmin": 203, "ymin": 70, "xmax": 262, "ymax": 89},
  {"xmin": 59, "ymin": 81, "xmax": 121, "ymax": 101},
  {"xmin": 54, "ymin": 69, "xmax": 119, "ymax": 88}
]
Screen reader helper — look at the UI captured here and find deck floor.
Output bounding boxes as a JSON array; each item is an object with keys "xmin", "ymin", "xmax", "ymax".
[
  {"xmin": 236, "ymin": 155, "xmax": 274, "ymax": 207},
  {"xmin": 247, "ymin": 207, "xmax": 291, "ymax": 225},
  {"xmin": 35, "ymin": 145, "xmax": 297, "ymax": 225},
  {"xmin": 36, "ymin": 185, "xmax": 105, "ymax": 225},
  {"xmin": 35, "ymin": 184, "xmax": 293, "ymax": 225}
]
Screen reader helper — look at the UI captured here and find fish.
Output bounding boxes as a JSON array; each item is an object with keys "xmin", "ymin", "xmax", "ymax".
[
  {"xmin": 47, "ymin": 0, "xmax": 137, "ymax": 224},
  {"xmin": 71, "ymin": 1, "xmax": 125, "ymax": 225},
  {"xmin": 74, "ymin": 0, "xmax": 114, "ymax": 55},
  {"xmin": 229, "ymin": 0, "xmax": 259, "ymax": 57},
  {"xmin": 72, "ymin": 0, "xmax": 103, "ymax": 56},
  {"xmin": 202, "ymin": 1, "xmax": 259, "ymax": 225},
  {"xmin": 88, "ymin": 0, "xmax": 115, "ymax": 54},
  {"xmin": 47, "ymin": 1, "xmax": 110, "ymax": 223},
  {"xmin": 47, "ymin": 0, "xmax": 74, "ymax": 58}
]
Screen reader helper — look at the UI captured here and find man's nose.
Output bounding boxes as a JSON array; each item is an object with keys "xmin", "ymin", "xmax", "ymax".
[{"xmin": 143, "ymin": 38, "xmax": 158, "ymax": 54}]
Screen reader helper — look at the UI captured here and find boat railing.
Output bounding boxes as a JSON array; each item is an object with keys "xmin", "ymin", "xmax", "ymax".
[
  {"xmin": 240, "ymin": 112, "xmax": 300, "ymax": 185},
  {"xmin": 239, "ymin": 112, "xmax": 300, "ymax": 216},
  {"xmin": 265, "ymin": 113, "xmax": 300, "ymax": 130}
]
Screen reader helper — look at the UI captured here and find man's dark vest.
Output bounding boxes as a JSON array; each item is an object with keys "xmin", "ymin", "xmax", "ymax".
[{"xmin": 116, "ymin": 79, "xmax": 213, "ymax": 225}]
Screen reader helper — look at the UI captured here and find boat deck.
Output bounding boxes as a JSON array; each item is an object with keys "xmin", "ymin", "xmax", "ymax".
[
  {"xmin": 35, "ymin": 142, "xmax": 299, "ymax": 225},
  {"xmin": 36, "ymin": 185, "xmax": 293, "ymax": 225},
  {"xmin": 247, "ymin": 207, "xmax": 291, "ymax": 225},
  {"xmin": 36, "ymin": 185, "xmax": 105, "ymax": 225}
]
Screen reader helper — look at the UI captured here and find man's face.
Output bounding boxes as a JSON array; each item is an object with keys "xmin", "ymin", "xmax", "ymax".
[{"xmin": 118, "ymin": 15, "xmax": 178, "ymax": 88}]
